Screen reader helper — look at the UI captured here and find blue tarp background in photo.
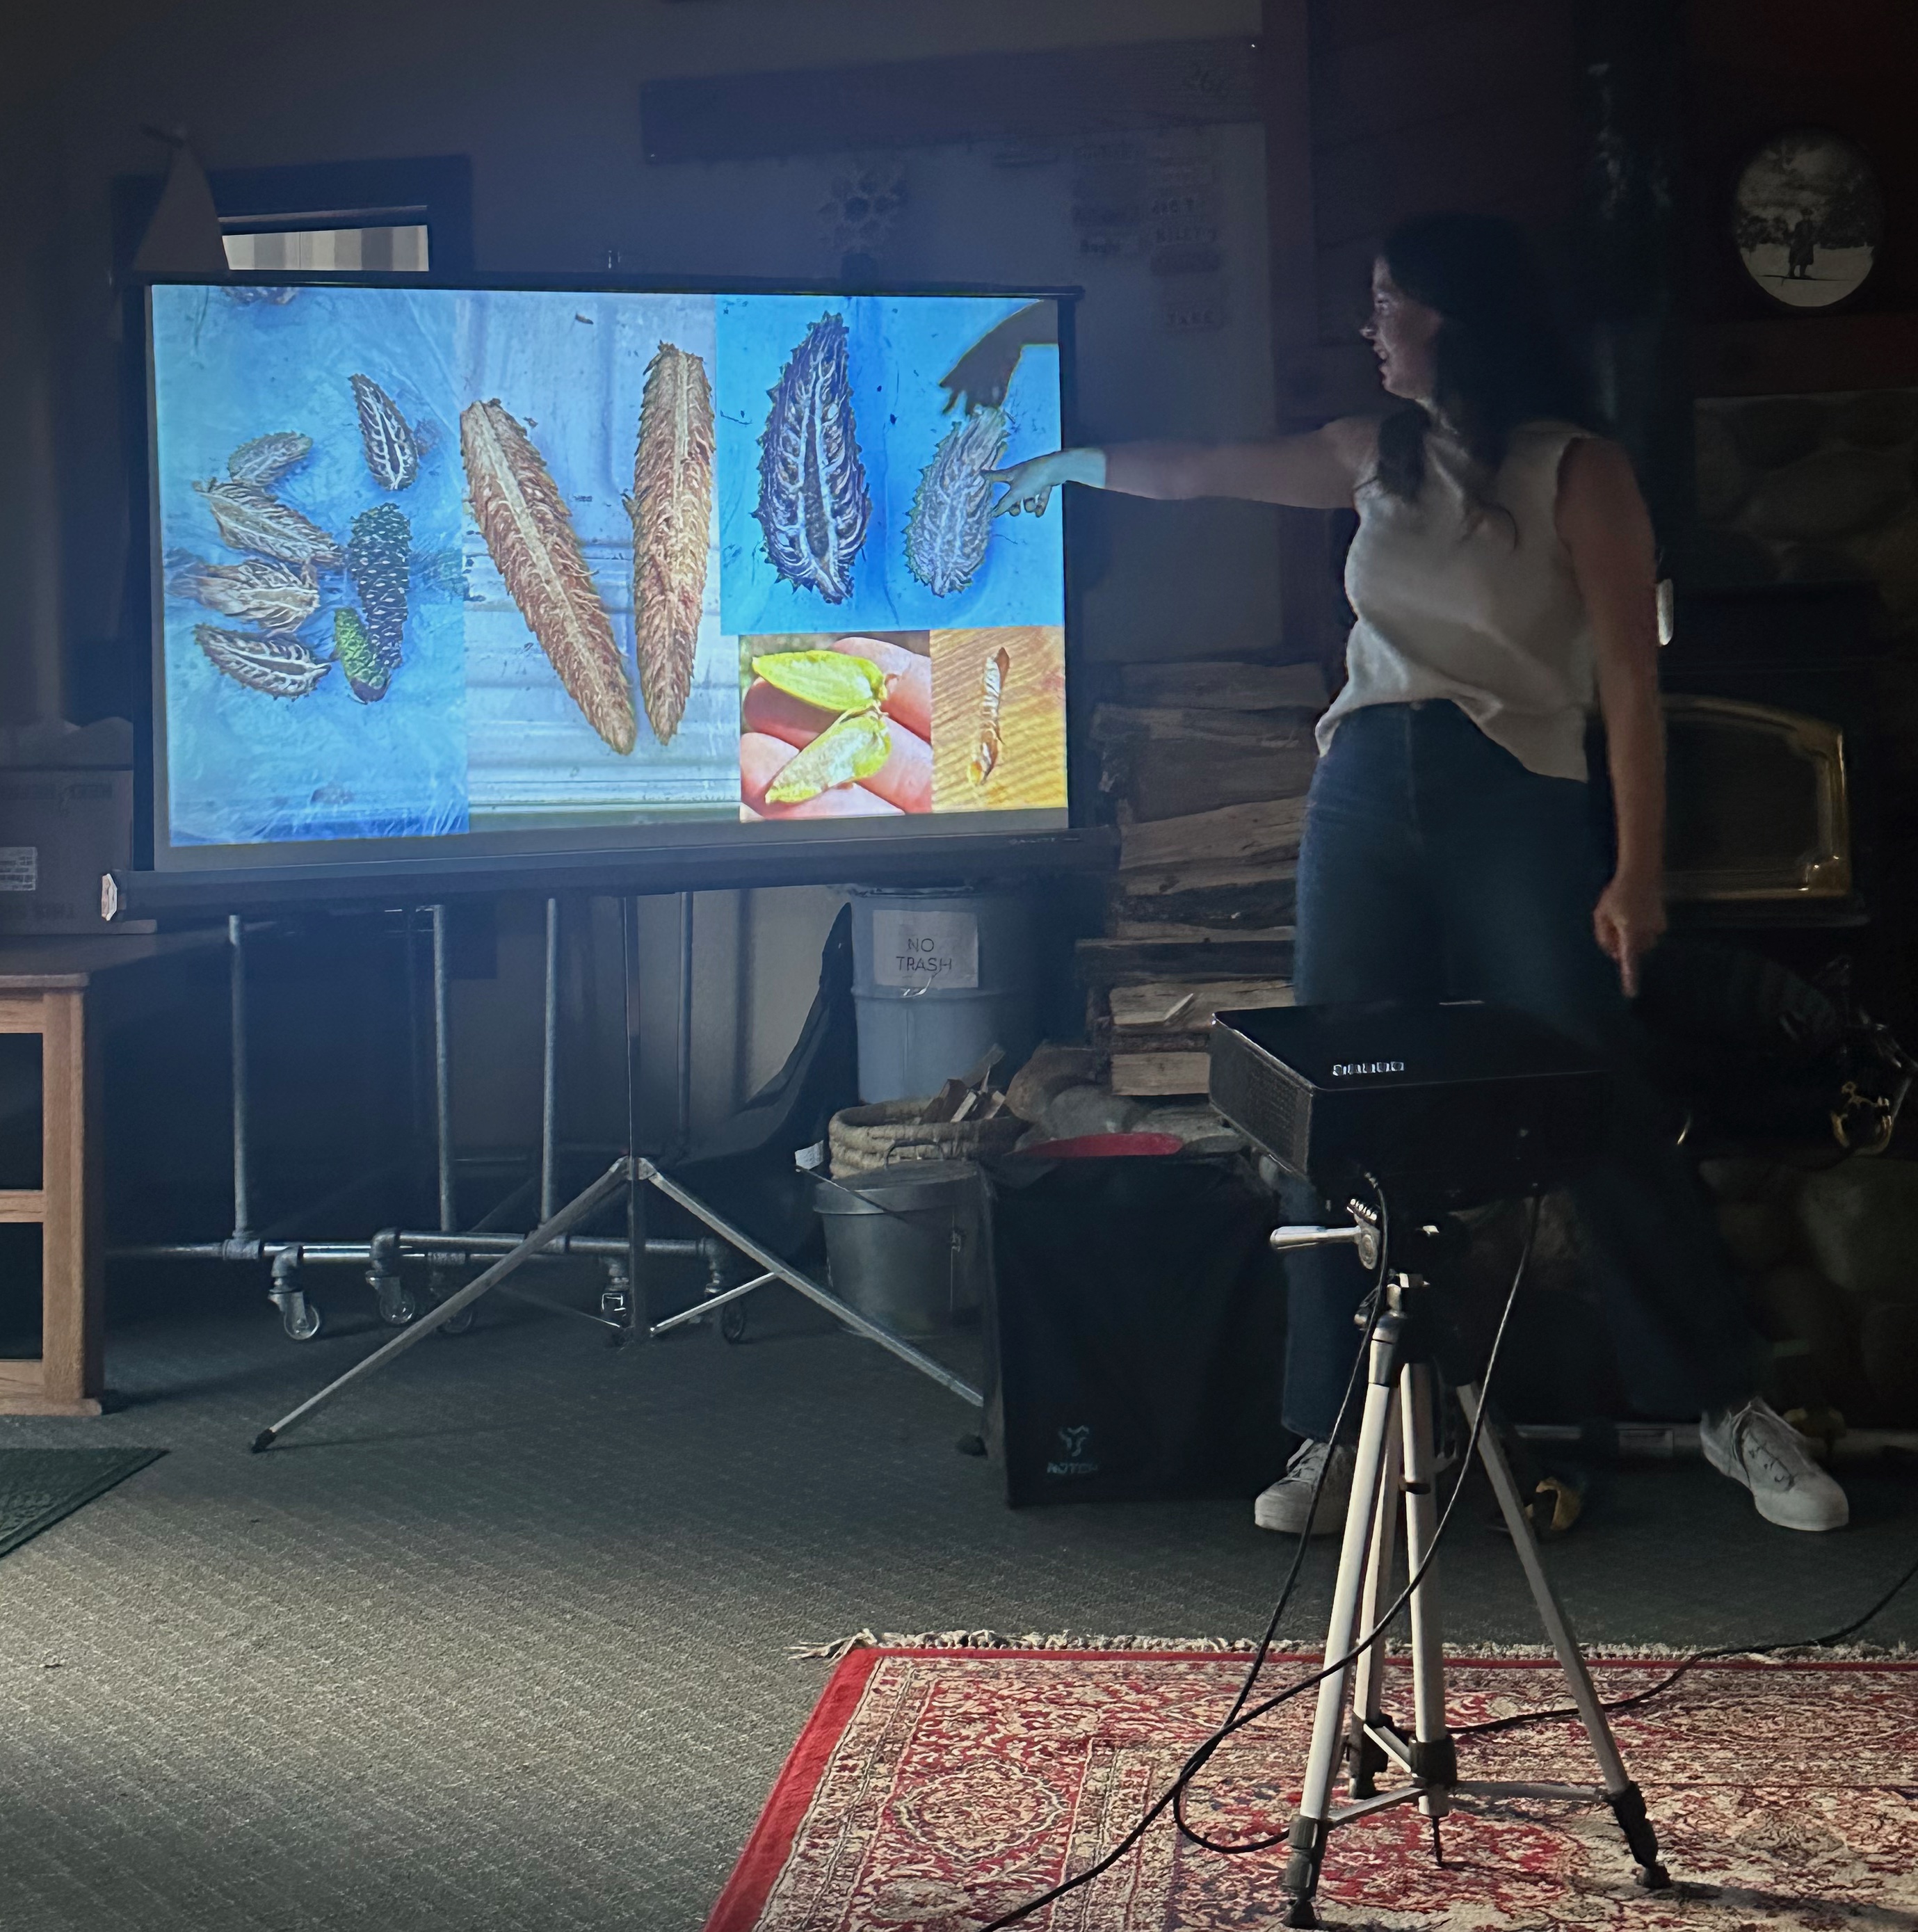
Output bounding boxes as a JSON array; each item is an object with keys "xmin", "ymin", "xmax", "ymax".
[
  {"xmin": 152, "ymin": 284, "xmax": 468, "ymax": 846},
  {"xmin": 714, "ymin": 295, "xmax": 1065, "ymax": 638},
  {"xmin": 453, "ymin": 290, "xmax": 738, "ymax": 826}
]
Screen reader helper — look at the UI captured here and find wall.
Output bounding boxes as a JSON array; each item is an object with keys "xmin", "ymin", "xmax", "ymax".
[
  {"xmin": 1268, "ymin": 0, "xmax": 1582, "ymax": 424},
  {"xmin": 1685, "ymin": 0, "xmax": 1918, "ymax": 397},
  {"xmin": 0, "ymin": 0, "xmax": 1266, "ymax": 1145}
]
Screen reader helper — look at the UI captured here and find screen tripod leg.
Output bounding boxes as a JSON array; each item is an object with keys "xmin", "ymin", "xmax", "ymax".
[
  {"xmin": 1401, "ymin": 1363, "xmax": 1455, "ymax": 1814},
  {"xmin": 1458, "ymin": 1383, "xmax": 1670, "ymax": 1892},
  {"xmin": 1282, "ymin": 1308, "xmax": 1405, "ymax": 1929},
  {"xmin": 1345, "ymin": 1403, "xmax": 1401, "ymax": 1800}
]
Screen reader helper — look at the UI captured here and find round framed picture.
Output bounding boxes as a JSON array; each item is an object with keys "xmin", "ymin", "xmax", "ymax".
[{"xmin": 1734, "ymin": 131, "xmax": 1882, "ymax": 310}]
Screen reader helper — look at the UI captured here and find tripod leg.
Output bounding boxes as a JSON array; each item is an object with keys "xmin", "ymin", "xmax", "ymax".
[
  {"xmin": 1400, "ymin": 1364, "xmax": 1454, "ymax": 1816},
  {"xmin": 1345, "ymin": 1398, "xmax": 1401, "ymax": 1800},
  {"xmin": 1282, "ymin": 1310, "xmax": 1405, "ymax": 1929},
  {"xmin": 1458, "ymin": 1383, "xmax": 1670, "ymax": 1891}
]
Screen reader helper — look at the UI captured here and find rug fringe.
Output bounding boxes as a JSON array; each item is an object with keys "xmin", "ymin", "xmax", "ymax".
[
  {"xmin": 789, "ymin": 1630, "xmax": 1259, "ymax": 1661},
  {"xmin": 790, "ymin": 1630, "xmax": 1915, "ymax": 1663}
]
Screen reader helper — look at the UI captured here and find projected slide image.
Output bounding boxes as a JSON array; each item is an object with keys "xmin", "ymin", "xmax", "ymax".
[
  {"xmin": 739, "ymin": 634, "xmax": 931, "ymax": 819},
  {"xmin": 930, "ymin": 625, "xmax": 1067, "ymax": 812},
  {"xmin": 738, "ymin": 627, "xmax": 1065, "ymax": 819},
  {"xmin": 147, "ymin": 282, "xmax": 1068, "ymax": 858},
  {"xmin": 715, "ymin": 296, "xmax": 1064, "ymax": 637},
  {"xmin": 453, "ymin": 291, "xmax": 738, "ymax": 829},
  {"xmin": 153, "ymin": 284, "xmax": 469, "ymax": 845}
]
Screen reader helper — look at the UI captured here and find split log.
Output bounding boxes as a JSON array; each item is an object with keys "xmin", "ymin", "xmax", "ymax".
[
  {"xmin": 1005, "ymin": 1043, "xmax": 1104, "ymax": 1123},
  {"xmin": 1102, "ymin": 741, "xmax": 1318, "ymax": 821},
  {"xmin": 1108, "ymin": 979, "xmax": 1296, "ymax": 1029},
  {"xmin": 1096, "ymin": 1022, "xmax": 1214, "ymax": 1051},
  {"xmin": 1118, "ymin": 860, "xmax": 1294, "ymax": 897},
  {"xmin": 1108, "ymin": 874, "xmax": 1297, "ymax": 934},
  {"xmin": 1119, "ymin": 659, "xmax": 1328, "ymax": 712},
  {"xmin": 1077, "ymin": 933, "xmax": 1296, "ymax": 988},
  {"xmin": 1118, "ymin": 797, "xmax": 1308, "ymax": 874},
  {"xmin": 1109, "ymin": 918, "xmax": 1295, "ymax": 940},
  {"xmin": 1093, "ymin": 704, "xmax": 1319, "ymax": 746},
  {"xmin": 1108, "ymin": 1050, "xmax": 1212, "ymax": 1097},
  {"xmin": 1093, "ymin": 703, "xmax": 1318, "ymax": 820}
]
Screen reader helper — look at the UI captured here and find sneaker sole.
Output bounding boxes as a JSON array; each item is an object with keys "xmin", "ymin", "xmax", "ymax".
[
  {"xmin": 1252, "ymin": 1496, "xmax": 1350, "ymax": 1536},
  {"xmin": 1702, "ymin": 1431, "xmax": 1848, "ymax": 1532}
]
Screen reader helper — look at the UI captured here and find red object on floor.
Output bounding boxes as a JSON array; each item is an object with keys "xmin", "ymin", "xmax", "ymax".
[
  {"xmin": 703, "ymin": 1646, "xmax": 1918, "ymax": 1931},
  {"xmin": 1016, "ymin": 1131, "xmax": 1186, "ymax": 1159}
]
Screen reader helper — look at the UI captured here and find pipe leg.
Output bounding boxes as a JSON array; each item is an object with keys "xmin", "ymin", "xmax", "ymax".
[
  {"xmin": 677, "ymin": 891, "xmax": 694, "ymax": 1159},
  {"xmin": 431, "ymin": 905, "xmax": 455, "ymax": 1235},
  {"xmin": 229, "ymin": 915, "xmax": 252, "ymax": 1241},
  {"xmin": 542, "ymin": 897, "xmax": 560, "ymax": 1223}
]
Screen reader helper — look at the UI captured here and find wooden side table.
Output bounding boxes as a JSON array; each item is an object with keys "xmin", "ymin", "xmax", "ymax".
[{"xmin": 0, "ymin": 932, "xmax": 225, "ymax": 1415}]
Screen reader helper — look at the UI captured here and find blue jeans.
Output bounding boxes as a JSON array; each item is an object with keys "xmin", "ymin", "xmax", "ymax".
[{"xmin": 1280, "ymin": 701, "xmax": 1759, "ymax": 1438}]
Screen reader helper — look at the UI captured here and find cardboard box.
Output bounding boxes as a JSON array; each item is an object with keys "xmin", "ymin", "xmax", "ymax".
[{"xmin": 0, "ymin": 721, "xmax": 152, "ymax": 935}]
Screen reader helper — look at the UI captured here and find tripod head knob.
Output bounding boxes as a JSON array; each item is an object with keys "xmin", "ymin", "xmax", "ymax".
[{"xmin": 1269, "ymin": 1205, "xmax": 1381, "ymax": 1273}]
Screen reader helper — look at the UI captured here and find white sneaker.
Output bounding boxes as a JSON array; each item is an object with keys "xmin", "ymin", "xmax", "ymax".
[
  {"xmin": 1254, "ymin": 1439, "xmax": 1354, "ymax": 1536},
  {"xmin": 1700, "ymin": 1396, "xmax": 1849, "ymax": 1533}
]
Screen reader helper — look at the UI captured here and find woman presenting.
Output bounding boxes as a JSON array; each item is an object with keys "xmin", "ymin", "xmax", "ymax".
[{"xmin": 989, "ymin": 211, "xmax": 1846, "ymax": 1535}]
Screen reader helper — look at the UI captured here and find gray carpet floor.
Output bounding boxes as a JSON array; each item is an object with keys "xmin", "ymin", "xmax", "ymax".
[{"xmin": 1, "ymin": 1270, "xmax": 1913, "ymax": 1931}]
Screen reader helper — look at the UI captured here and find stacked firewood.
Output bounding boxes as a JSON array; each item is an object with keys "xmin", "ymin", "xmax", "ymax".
[{"xmin": 1079, "ymin": 661, "xmax": 1326, "ymax": 1096}]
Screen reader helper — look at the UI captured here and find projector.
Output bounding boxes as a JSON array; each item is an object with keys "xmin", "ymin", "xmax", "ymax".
[{"xmin": 1209, "ymin": 1000, "xmax": 1610, "ymax": 1205}]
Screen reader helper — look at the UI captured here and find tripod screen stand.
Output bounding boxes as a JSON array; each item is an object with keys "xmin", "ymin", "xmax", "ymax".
[
  {"xmin": 250, "ymin": 892, "xmax": 983, "ymax": 1453},
  {"xmin": 1264, "ymin": 1211, "xmax": 1668, "ymax": 1928}
]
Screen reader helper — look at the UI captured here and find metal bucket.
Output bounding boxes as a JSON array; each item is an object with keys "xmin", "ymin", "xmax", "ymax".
[
  {"xmin": 849, "ymin": 887, "xmax": 1037, "ymax": 1102},
  {"xmin": 814, "ymin": 1159, "xmax": 988, "ymax": 1338}
]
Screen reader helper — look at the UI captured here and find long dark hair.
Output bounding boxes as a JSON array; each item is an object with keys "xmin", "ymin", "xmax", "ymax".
[{"xmin": 1372, "ymin": 212, "xmax": 1593, "ymax": 515}]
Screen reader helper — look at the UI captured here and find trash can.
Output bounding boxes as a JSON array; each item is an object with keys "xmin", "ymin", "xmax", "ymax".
[
  {"xmin": 814, "ymin": 1159, "xmax": 988, "ymax": 1337},
  {"xmin": 849, "ymin": 887, "xmax": 1036, "ymax": 1102}
]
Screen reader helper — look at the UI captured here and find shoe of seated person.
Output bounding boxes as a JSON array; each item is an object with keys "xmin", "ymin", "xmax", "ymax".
[
  {"xmin": 1253, "ymin": 1439, "xmax": 1354, "ymax": 1536},
  {"xmin": 1699, "ymin": 1395, "xmax": 1848, "ymax": 1532}
]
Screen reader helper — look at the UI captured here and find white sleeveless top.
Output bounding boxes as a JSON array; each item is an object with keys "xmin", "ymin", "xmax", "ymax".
[{"xmin": 1316, "ymin": 418, "xmax": 1597, "ymax": 782}]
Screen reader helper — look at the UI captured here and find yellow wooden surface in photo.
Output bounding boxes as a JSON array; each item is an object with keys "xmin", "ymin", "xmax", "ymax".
[{"xmin": 929, "ymin": 625, "xmax": 1066, "ymax": 812}]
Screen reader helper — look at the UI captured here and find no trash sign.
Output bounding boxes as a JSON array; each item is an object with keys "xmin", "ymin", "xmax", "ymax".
[{"xmin": 871, "ymin": 907, "xmax": 980, "ymax": 990}]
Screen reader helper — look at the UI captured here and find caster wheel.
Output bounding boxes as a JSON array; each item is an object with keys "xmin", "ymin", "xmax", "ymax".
[
  {"xmin": 280, "ymin": 1294, "xmax": 323, "ymax": 1342},
  {"xmin": 376, "ymin": 1280, "xmax": 420, "ymax": 1327},
  {"xmin": 719, "ymin": 1302, "xmax": 748, "ymax": 1345},
  {"xmin": 437, "ymin": 1301, "xmax": 477, "ymax": 1337}
]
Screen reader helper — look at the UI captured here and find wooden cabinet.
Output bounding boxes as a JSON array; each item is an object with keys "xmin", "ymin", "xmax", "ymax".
[{"xmin": 0, "ymin": 933, "xmax": 223, "ymax": 1415}]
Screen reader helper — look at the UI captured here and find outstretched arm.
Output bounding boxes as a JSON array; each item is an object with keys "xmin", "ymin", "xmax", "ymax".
[
  {"xmin": 1558, "ymin": 435, "xmax": 1666, "ymax": 998},
  {"xmin": 990, "ymin": 417, "xmax": 1379, "ymax": 518}
]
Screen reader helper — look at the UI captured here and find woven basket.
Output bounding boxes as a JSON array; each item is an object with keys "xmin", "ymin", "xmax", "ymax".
[{"xmin": 828, "ymin": 1100, "xmax": 1024, "ymax": 1178}]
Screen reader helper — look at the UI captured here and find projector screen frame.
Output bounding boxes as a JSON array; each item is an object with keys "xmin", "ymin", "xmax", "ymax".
[{"xmin": 123, "ymin": 268, "xmax": 1096, "ymax": 917}]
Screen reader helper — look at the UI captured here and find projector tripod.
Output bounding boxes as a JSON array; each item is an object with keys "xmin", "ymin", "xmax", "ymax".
[{"xmin": 1267, "ymin": 1217, "xmax": 1670, "ymax": 1928}]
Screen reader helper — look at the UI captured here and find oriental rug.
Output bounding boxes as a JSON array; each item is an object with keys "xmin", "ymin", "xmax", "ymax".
[{"xmin": 706, "ymin": 1646, "xmax": 1918, "ymax": 1931}]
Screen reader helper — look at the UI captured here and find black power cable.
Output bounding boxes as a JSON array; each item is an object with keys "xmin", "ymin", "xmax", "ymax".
[
  {"xmin": 979, "ymin": 1186, "xmax": 1539, "ymax": 1929},
  {"xmin": 1453, "ymin": 1499, "xmax": 1918, "ymax": 1741}
]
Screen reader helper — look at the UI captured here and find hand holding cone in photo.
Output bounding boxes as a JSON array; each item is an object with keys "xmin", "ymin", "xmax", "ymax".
[
  {"xmin": 740, "ymin": 635, "xmax": 931, "ymax": 818},
  {"xmin": 626, "ymin": 344, "xmax": 714, "ymax": 745},
  {"xmin": 461, "ymin": 397, "xmax": 636, "ymax": 755}
]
